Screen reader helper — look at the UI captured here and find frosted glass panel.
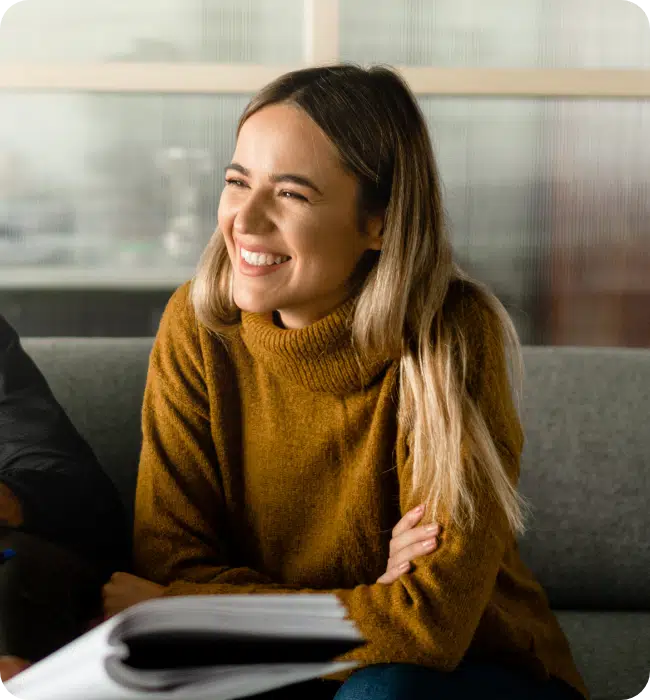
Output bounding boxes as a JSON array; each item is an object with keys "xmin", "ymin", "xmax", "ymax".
[
  {"xmin": 420, "ymin": 98, "xmax": 546, "ymax": 343},
  {"xmin": 340, "ymin": 0, "xmax": 650, "ymax": 68},
  {"xmin": 0, "ymin": 93, "xmax": 250, "ymax": 269},
  {"xmin": 1, "ymin": 91, "xmax": 649, "ymax": 347},
  {"xmin": 0, "ymin": 0, "xmax": 304, "ymax": 63},
  {"xmin": 540, "ymin": 100, "xmax": 650, "ymax": 348},
  {"xmin": 420, "ymin": 96, "xmax": 650, "ymax": 347}
]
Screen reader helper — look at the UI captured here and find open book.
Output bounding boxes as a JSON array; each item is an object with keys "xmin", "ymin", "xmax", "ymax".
[{"xmin": 4, "ymin": 594, "xmax": 363, "ymax": 700}]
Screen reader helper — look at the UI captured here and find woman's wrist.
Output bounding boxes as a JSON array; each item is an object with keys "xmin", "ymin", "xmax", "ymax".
[{"xmin": 0, "ymin": 483, "xmax": 24, "ymax": 527}]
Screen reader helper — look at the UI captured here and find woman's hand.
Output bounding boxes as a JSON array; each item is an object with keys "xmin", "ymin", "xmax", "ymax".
[
  {"xmin": 102, "ymin": 572, "xmax": 166, "ymax": 619},
  {"xmin": 0, "ymin": 656, "xmax": 31, "ymax": 682},
  {"xmin": 376, "ymin": 505, "xmax": 441, "ymax": 584}
]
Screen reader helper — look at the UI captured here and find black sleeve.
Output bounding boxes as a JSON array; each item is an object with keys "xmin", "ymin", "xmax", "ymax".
[{"xmin": 0, "ymin": 315, "xmax": 129, "ymax": 579}]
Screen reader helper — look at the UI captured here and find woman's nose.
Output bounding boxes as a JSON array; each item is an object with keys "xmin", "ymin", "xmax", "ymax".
[{"xmin": 233, "ymin": 194, "xmax": 273, "ymax": 236}]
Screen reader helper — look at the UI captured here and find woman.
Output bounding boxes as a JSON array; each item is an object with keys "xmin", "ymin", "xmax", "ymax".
[{"xmin": 105, "ymin": 65, "xmax": 588, "ymax": 700}]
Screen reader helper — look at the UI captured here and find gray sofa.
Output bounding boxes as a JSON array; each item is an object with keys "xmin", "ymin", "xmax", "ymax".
[{"xmin": 21, "ymin": 338, "xmax": 650, "ymax": 700}]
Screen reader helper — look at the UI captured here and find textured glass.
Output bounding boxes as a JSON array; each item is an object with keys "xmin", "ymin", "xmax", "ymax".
[
  {"xmin": 539, "ymin": 100, "xmax": 650, "ymax": 348},
  {"xmin": 340, "ymin": 0, "xmax": 650, "ymax": 68},
  {"xmin": 0, "ymin": 0, "xmax": 304, "ymax": 63},
  {"xmin": 421, "ymin": 97, "xmax": 650, "ymax": 348},
  {"xmin": 2, "ymin": 93, "xmax": 648, "ymax": 345},
  {"xmin": 0, "ymin": 93, "xmax": 250, "ymax": 269}
]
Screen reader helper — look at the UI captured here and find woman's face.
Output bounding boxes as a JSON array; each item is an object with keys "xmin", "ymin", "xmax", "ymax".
[{"xmin": 218, "ymin": 103, "xmax": 382, "ymax": 329}]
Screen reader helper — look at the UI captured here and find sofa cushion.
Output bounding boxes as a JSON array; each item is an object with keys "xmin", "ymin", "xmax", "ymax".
[
  {"xmin": 22, "ymin": 337, "xmax": 152, "ymax": 520},
  {"xmin": 555, "ymin": 611, "xmax": 650, "ymax": 700},
  {"xmin": 517, "ymin": 347, "xmax": 650, "ymax": 610},
  {"xmin": 23, "ymin": 340, "xmax": 650, "ymax": 612}
]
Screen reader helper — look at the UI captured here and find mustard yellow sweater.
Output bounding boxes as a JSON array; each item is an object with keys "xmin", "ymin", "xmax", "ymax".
[{"xmin": 133, "ymin": 281, "xmax": 588, "ymax": 700}]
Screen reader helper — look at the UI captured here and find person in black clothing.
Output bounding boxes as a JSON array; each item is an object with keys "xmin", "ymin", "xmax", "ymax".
[{"xmin": 0, "ymin": 314, "xmax": 129, "ymax": 678}]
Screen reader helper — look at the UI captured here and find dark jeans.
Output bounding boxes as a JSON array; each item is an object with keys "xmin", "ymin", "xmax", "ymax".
[{"xmin": 253, "ymin": 661, "xmax": 583, "ymax": 700}]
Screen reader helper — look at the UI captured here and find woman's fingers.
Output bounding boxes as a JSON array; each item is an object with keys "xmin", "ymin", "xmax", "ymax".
[
  {"xmin": 377, "ymin": 528, "xmax": 439, "ymax": 583},
  {"xmin": 386, "ymin": 533, "xmax": 439, "ymax": 572},
  {"xmin": 389, "ymin": 522, "xmax": 441, "ymax": 557},
  {"xmin": 391, "ymin": 504, "xmax": 425, "ymax": 539},
  {"xmin": 0, "ymin": 656, "xmax": 32, "ymax": 681},
  {"xmin": 377, "ymin": 506, "xmax": 443, "ymax": 585},
  {"xmin": 376, "ymin": 562, "xmax": 411, "ymax": 584}
]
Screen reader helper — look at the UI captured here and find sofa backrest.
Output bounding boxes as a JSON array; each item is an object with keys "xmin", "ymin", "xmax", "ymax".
[
  {"xmin": 22, "ymin": 339, "xmax": 650, "ymax": 611},
  {"xmin": 23, "ymin": 338, "xmax": 151, "ymax": 518}
]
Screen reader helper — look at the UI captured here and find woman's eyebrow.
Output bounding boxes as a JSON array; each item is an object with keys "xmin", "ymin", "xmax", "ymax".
[
  {"xmin": 225, "ymin": 162, "xmax": 323, "ymax": 196},
  {"xmin": 270, "ymin": 173, "xmax": 323, "ymax": 195}
]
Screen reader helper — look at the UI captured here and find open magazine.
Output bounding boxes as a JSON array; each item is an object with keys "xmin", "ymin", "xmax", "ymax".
[{"xmin": 4, "ymin": 594, "xmax": 363, "ymax": 700}]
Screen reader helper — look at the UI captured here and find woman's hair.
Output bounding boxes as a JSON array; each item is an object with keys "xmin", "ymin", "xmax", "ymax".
[{"xmin": 192, "ymin": 64, "xmax": 528, "ymax": 535}]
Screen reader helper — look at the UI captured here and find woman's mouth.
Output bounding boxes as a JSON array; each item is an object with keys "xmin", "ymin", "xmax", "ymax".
[
  {"xmin": 240, "ymin": 247, "xmax": 290, "ymax": 266},
  {"xmin": 238, "ymin": 246, "xmax": 292, "ymax": 277}
]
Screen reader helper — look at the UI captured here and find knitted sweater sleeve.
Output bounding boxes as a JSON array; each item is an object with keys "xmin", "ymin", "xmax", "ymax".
[
  {"xmin": 135, "ymin": 284, "xmax": 523, "ymax": 672},
  {"xmin": 332, "ymin": 297, "xmax": 526, "ymax": 670},
  {"xmin": 133, "ymin": 284, "xmax": 296, "ymax": 589}
]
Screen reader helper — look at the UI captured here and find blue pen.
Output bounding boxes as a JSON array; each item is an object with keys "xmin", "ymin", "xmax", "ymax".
[{"xmin": 0, "ymin": 548, "xmax": 16, "ymax": 563}]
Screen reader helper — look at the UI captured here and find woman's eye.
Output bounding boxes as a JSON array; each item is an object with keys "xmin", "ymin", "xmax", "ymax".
[
  {"xmin": 279, "ymin": 190, "xmax": 307, "ymax": 202},
  {"xmin": 225, "ymin": 178, "xmax": 246, "ymax": 188}
]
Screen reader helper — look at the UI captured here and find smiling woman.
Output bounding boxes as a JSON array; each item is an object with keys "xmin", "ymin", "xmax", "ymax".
[
  {"xmin": 218, "ymin": 103, "xmax": 383, "ymax": 330},
  {"xmin": 131, "ymin": 65, "xmax": 588, "ymax": 700}
]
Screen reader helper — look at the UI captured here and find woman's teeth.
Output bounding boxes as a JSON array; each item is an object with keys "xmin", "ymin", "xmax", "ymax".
[{"xmin": 241, "ymin": 248, "xmax": 290, "ymax": 267}]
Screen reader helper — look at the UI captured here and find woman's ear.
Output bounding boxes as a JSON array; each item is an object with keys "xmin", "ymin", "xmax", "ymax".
[{"xmin": 364, "ymin": 212, "xmax": 384, "ymax": 251}]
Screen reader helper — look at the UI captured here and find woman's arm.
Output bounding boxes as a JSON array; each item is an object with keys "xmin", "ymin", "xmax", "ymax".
[
  {"xmin": 133, "ymin": 284, "xmax": 299, "ymax": 590},
  {"xmin": 332, "ymin": 300, "xmax": 524, "ymax": 670},
  {"xmin": 135, "ymin": 286, "xmax": 522, "ymax": 671}
]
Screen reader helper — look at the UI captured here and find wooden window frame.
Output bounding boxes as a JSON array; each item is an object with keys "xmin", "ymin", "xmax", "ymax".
[{"xmin": 0, "ymin": 0, "xmax": 648, "ymax": 97}]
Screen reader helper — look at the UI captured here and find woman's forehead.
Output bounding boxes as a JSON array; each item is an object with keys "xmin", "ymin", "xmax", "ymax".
[{"xmin": 235, "ymin": 105, "xmax": 340, "ymax": 174}]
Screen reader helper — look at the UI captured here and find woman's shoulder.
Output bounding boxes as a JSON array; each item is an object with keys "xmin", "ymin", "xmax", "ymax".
[
  {"xmin": 156, "ymin": 281, "xmax": 241, "ymax": 370},
  {"xmin": 162, "ymin": 280, "xmax": 241, "ymax": 335},
  {"xmin": 442, "ymin": 277, "xmax": 502, "ymax": 341},
  {"xmin": 157, "ymin": 281, "xmax": 201, "ymax": 348},
  {"xmin": 439, "ymin": 277, "xmax": 515, "ymax": 394},
  {"xmin": 163, "ymin": 279, "xmax": 195, "ymax": 321}
]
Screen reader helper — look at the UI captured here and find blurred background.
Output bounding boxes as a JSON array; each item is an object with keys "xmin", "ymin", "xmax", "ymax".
[{"xmin": 0, "ymin": 0, "xmax": 648, "ymax": 345}]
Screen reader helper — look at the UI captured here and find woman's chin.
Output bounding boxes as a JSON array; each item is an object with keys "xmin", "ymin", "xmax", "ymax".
[{"xmin": 233, "ymin": 291, "xmax": 277, "ymax": 315}]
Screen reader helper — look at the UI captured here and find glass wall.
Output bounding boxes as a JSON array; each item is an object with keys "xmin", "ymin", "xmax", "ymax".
[
  {"xmin": 421, "ymin": 97, "xmax": 650, "ymax": 346},
  {"xmin": 0, "ymin": 0, "xmax": 648, "ymax": 345},
  {"xmin": 0, "ymin": 92, "xmax": 246, "ymax": 270},
  {"xmin": 0, "ymin": 0, "xmax": 305, "ymax": 63},
  {"xmin": 340, "ymin": 0, "xmax": 650, "ymax": 68}
]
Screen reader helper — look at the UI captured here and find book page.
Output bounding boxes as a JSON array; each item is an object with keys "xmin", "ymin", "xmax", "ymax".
[
  {"xmin": 2, "ymin": 595, "xmax": 362, "ymax": 700},
  {"xmin": 113, "ymin": 599, "xmax": 361, "ymax": 642},
  {"xmin": 3, "ymin": 619, "xmax": 124, "ymax": 700}
]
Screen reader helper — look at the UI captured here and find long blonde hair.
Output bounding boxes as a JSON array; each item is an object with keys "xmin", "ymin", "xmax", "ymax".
[{"xmin": 191, "ymin": 64, "xmax": 528, "ymax": 536}]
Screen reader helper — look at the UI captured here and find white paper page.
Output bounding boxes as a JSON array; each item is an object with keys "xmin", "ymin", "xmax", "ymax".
[
  {"xmin": 3, "ymin": 619, "xmax": 124, "ymax": 700},
  {"xmin": 118, "ymin": 595, "xmax": 362, "ymax": 641},
  {"xmin": 124, "ymin": 595, "xmax": 350, "ymax": 621},
  {"xmin": 4, "ymin": 659, "xmax": 357, "ymax": 700},
  {"xmin": 182, "ymin": 594, "xmax": 349, "ymax": 617},
  {"xmin": 2, "ymin": 595, "xmax": 361, "ymax": 700}
]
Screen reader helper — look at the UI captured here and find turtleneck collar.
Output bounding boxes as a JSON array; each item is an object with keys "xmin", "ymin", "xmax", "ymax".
[{"xmin": 240, "ymin": 297, "xmax": 392, "ymax": 394}]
